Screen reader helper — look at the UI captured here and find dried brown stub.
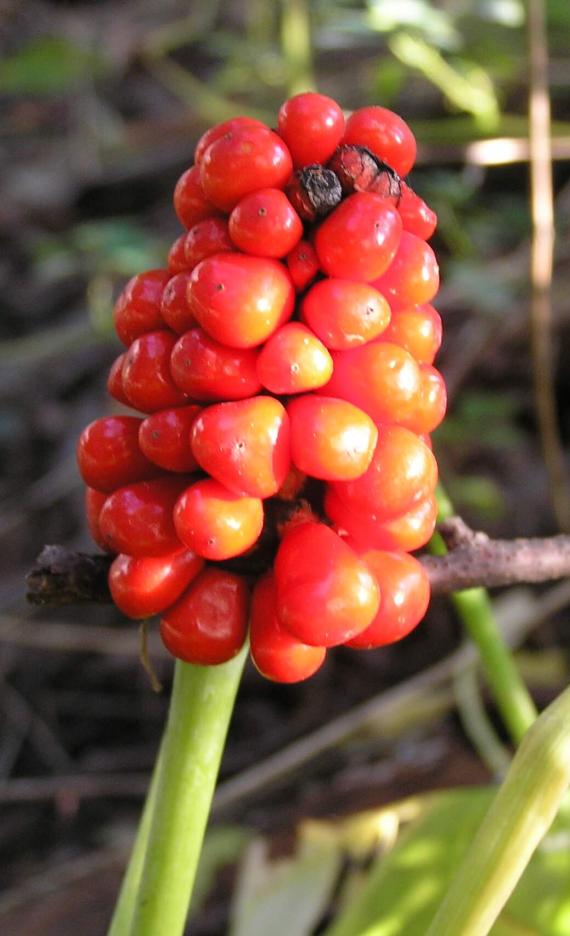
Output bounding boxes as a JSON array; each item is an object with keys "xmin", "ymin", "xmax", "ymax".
[
  {"xmin": 285, "ymin": 165, "xmax": 343, "ymax": 223},
  {"xmin": 328, "ymin": 144, "xmax": 402, "ymax": 203}
]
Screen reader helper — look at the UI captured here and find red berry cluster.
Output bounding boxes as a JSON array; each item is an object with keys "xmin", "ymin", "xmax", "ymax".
[{"xmin": 77, "ymin": 94, "xmax": 444, "ymax": 683}]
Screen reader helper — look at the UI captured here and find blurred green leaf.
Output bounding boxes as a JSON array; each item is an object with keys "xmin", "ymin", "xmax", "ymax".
[
  {"xmin": 0, "ymin": 37, "xmax": 103, "ymax": 95},
  {"xmin": 323, "ymin": 788, "xmax": 570, "ymax": 936},
  {"xmin": 190, "ymin": 825, "xmax": 252, "ymax": 915},
  {"xmin": 229, "ymin": 824, "xmax": 342, "ymax": 936}
]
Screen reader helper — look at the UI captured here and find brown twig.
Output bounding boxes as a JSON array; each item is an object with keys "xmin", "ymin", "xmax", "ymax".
[{"xmin": 25, "ymin": 519, "xmax": 570, "ymax": 605}]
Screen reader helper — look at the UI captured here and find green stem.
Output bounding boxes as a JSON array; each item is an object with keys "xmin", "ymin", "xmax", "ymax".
[
  {"xmin": 426, "ymin": 682, "xmax": 570, "ymax": 935},
  {"xmin": 126, "ymin": 647, "xmax": 247, "ymax": 936},
  {"xmin": 107, "ymin": 741, "xmax": 163, "ymax": 936},
  {"xmin": 433, "ymin": 486, "xmax": 537, "ymax": 743},
  {"xmin": 280, "ymin": 0, "xmax": 316, "ymax": 95}
]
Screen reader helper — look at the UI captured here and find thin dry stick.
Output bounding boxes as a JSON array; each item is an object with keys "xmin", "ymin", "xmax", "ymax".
[{"xmin": 528, "ymin": 0, "xmax": 570, "ymax": 529}]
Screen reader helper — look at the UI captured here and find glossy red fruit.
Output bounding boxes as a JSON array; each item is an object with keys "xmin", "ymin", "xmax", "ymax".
[
  {"xmin": 250, "ymin": 575, "xmax": 326, "ymax": 683},
  {"xmin": 397, "ymin": 182, "xmax": 437, "ymax": 239},
  {"xmin": 229, "ymin": 188, "xmax": 303, "ymax": 258},
  {"xmin": 403, "ymin": 364, "xmax": 447, "ymax": 434},
  {"xmin": 301, "ymin": 278, "xmax": 391, "ymax": 350},
  {"xmin": 174, "ymin": 479, "xmax": 264, "ymax": 560},
  {"xmin": 286, "ymin": 240, "xmax": 320, "ymax": 291},
  {"xmin": 288, "ymin": 396, "xmax": 378, "ymax": 481},
  {"xmin": 107, "ymin": 352, "xmax": 130, "ymax": 406},
  {"xmin": 346, "ymin": 550, "xmax": 430, "ymax": 648},
  {"xmin": 173, "ymin": 165, "xmax": 219, "ymax": 229},
  {"xmin": 330, "ymin": 425, "xmax": 438, "ymax": 519},
  {"xmin": 323, "ymin": 342, "xmax": 422, "ymax": 425},
  {"xmin": 122, "ymin": 330, "xmax": 188, "ymax": 413},
  {"xmin": 343, "ymin": 106, "xmax": 417, "ymax": 176},
  {"xmin": 168, "ymin": 234, "xmax": 191, "ymax": 274},
  {"xmin": 139, "ymin": 406, "xmax": 202, "ymax": 473},
  {"xmin": 277, "ymin": 92, "xmax": 345, "ymax": 167},
  {"xmin": 85, "ymin": 487, "xmax": 111, "ymax": 552},
  {"xmin": 189, "ymin": 253, "xmax": 295, "ymax": 348},
  {"xmin": 314, "ymin": 193, "xmax": 402, "ymax": 282},
  {"xmin": 325, "ymin": 487, "xmax": 437, "ymax": 552},
  {"xmin": 113, "ymin": 270, "xmax": 170, "ymax": 346},
  {"xmin": 170, "ymin": 327, "xmax": 262, "ymax": 401},
  {"xmin": 183, "ymin": 217, "xmax": 233, "ymax": 269},
  {"xmin": 380, "ymin": 303, "xmax": 442, "ymax": 365},
  {"xmin": 77, "ymin": 416, "xmax": 158, "ymax": 493},
  {"xmin": 194, "ymin": 116, "xmax": 267, "ymax": 165},
  {"xmin": 99, "ymin": 477, "xmax": 189, "ymax": 556},
  {"xmin": 109, "ymin": 548, "xmax": 204, "ymax": 619},
  {"xmin": 274, "ymin": 522, "xmax": 380, "ymax": 646},
  {"xmin": 257, "ymin": 322, "xmax": 333, "ymax": 394},
  {"xmin": 190, "ymin": 397, "xmax": 290, "ymax": 498},
  {"xmin": 372, "ymin": 232, "xmax": 439, "ymax": 307},
  {"xmin": 159, "ymin": 273, "xmax": 195, "ymax": 334},
  {"xmin": 200, "ymin": 125, "xmax": 293, "ymax": 211},
  {"xmin": 160, "ymin": 568, "xmax": 248, "ymax": 665}
]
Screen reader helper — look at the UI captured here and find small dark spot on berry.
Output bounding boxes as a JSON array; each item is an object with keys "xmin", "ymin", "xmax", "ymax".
[
  {"xmin": 257, "ymin": 207, "xmax": 267, "ymax": 217},
  {"xmin": 365, "ymin": 305, "xmax": 374, "ymax": 316},
  {"xmin": 151, "ymin": 430, "xmax": 160, "ymax": 440},
  {"xmin": 216, "ymin": 282, "xmax": 225, "ymax": 291},
  {"xmin": 237, "ymin": 441, "xmax": 245, "ymax": 450}
]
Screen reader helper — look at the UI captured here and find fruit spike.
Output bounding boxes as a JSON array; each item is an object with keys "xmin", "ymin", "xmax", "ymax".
[{"xmin": 78, "ymin": 93, "xmax": 443, "ymax": 682}]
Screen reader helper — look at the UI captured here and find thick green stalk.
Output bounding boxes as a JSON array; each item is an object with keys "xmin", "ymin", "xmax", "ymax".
[
  {"xmin": 126, "ymin": 647, "xmax": 247, "ymax": 936},
  {"xmin": 426, "ymin": 682, "xmax": 570, "ymax": 935},
  {"xmin": 433, "ymin": 486, "xmax": 537, "ymax": 742},
  {"xmin": 107, "ymin": 742, "xmax": 163, "ymax": 936}
]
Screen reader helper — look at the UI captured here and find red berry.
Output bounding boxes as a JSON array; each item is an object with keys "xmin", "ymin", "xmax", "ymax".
[
  {"xmin": 274, "ymin": 522, "xmax": 380, "ymax": 646},
  {"xmin": 325, "ymin": 487, "xmax": 437, "ymax": 553},
  {"xmin": 77, "ymin": 416, "xmax": 158, "ymax": 493},
  {"xmin": 107, "ymin": 352, "xmax": 130, "ymax": 406},
  {"xmin": 314, "ymin": 193, "xmax": 402, "ymax": 282},
  {"xmin": 397, "ymin": 182, "xmax": 437, "ymax": 240},
  {"xmin": 109, "ymin": 548, "xmax": 204, "ymax": 619},
  {"xmin": 188, "ymin": 253, "xmax": 294, "ymax": 348},
  {"xmin": 330, "ymin": 425, "xmax": 438, "ymax": 519},
  {"xmin": 257, "ymin": 322, "xmax": 333, "ymax": 394},
  {"xmin": 113, "ymin": 270, "xmax": 170, "ymax": 346},
  {"xmin": 346, "ymin": 550, "xmax": 430, "ymax": 648},
  {"xmin": 85, "ymin": 487, "xmax": 111, "ymax": 552},
  {"xmin": 324, "ymin": 342, "xmax": 422, "ymax": 425},
  {"xmin": 250, "ymin": 575, "xmax": 326, "ymax": 683},
  {"xmin": 288, "ymin": 396, "xmax": 378, "ymax": 481},
  {"xmin": 190, "ymin": 397, "xmax": 290, "ymax": 498},
  {"xmin": 160, "ymin": 568, "xmax": 248, "ymax": 665},
  {"xmin": 301, "ymin": 278, "xmax": 391, "ymax": 350},
  {"xmin": 99, "ymin": 477, "xmax": 189, "ymax": 556},
  {"xmin": 183, "ymin": 217, "xmax": 233, "ymax": 269},
  {"xmin": 170, "ymin": 327, "xmax": 262, "ymax": 401},
  {"xmin": 277, "ymin": 92, "xmax": 344, "ymax": 168},
  {"xmin": 403, "ymin": 364, "xmax": 447, "ymax": 434},
  {"xmin": 174, "ymin": 479, "xmax": 264, "ymax": 560},
  {"xmin": 160, "ymin": 273, "xmax": 195, "ymax": 334},
  {"xmin": 200, "ymin": 125, "xmax": 293, "ymax": 212},
  {"xmin": 372, "ymin": 232, "xmax": 439, "ymax": 307},
  {"xmin": 286, "ymin": 240, "xmax": 320, "ymax": 291},
  {"xmin": 173, "ymin": 165, "xmax": 218, "ymax": 229},
  {"xmin": 139, "ymin": 405, "xmax": 202, "ymax": 473},
  {"xmin": 194, "ymin": 116, "xmax": 267, "ymax": 165},
  {"xmin": 380, "ymin": 303, "xmax": 442, "ymax": 365},
  {"xmin": 122, "ymin": 330, "xmax": 188, "ymax": 413},
  {"xmin": 168, "ymin": 234, "xmax": 191, "ymax": 274},
  {"xmin": 343, "ymin": 106, "xmax": 416, "ymax": 176},
  {"xmin": 229, "ymin": 188, "xmax": 303, "ymax": 258}
]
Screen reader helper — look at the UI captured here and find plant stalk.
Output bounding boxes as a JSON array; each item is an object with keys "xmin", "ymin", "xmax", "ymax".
[
  {"xmin": 433, "ymin": 486, "xmax": 537, "ymax": 743},
  {"xmin": 125, "ymin": 647, "xmax": 247, "ymax": 936},
  {"xmin": 426, "ymin": 682, "xmax": 570, "ymax": 935}
]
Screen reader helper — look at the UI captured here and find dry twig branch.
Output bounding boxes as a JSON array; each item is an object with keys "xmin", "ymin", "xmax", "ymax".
[{"xmin": 26, "ymin": 519, "xmax": 570, "ymax": 606}]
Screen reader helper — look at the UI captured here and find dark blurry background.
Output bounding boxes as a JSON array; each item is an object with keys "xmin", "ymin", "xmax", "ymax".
[{"xmin": 2, "ymin": 1, "xmax": 570, "ymax": 933}]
